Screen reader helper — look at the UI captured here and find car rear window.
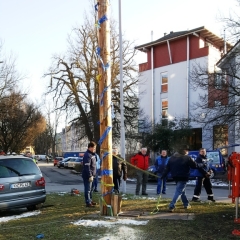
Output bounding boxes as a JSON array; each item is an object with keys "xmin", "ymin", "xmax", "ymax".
[
  {"xmin": 0, "ymin": 158, "xmax": 41, "ymax": 178},
  {"xmin": 75, "ymin": 158, "xmax": 83, "ymax": 162}
]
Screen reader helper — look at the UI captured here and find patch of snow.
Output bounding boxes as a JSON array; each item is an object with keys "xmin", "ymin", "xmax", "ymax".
[
  {"xmin": 98, "ymin": 226, "xmax": 141, "ymax": 240},
  {"xmin": 73, "ymin": 218, "xmax": 148, "ymax": 227},
  {"xmin": 0, "ymin": 211, "xmax": 41, "ymax": 223},
  {"xmin": 187, "ymin": 180, "xmax": 228, "ymax": 187}
]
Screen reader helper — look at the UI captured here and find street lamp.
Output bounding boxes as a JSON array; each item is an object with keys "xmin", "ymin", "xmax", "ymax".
[{"xmin": 118, "ymin": 0, "xmax": 126, "ymax": 193}]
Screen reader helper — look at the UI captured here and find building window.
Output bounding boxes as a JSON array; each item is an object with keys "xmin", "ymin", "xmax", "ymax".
[
  {"xmin": 161, "ymin": 72, "xmax": 168, "ymax": 93},
  {"xmin": 214, "ymin": 73, "xmax": 222, "ymax": 89},
  {"xmin": 162, "ymin": 99, "xmax": 168, "ymax": 118}
]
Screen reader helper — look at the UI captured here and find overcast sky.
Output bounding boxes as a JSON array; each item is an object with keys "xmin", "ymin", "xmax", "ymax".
[{"xmin": 0, "ymin": 0, "xmax": 238, "ymax": 127}]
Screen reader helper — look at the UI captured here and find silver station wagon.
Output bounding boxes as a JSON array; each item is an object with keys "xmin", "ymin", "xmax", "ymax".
[{"xmin": 0, "ymin": 156, "xmax": 46, "ymax": 211}]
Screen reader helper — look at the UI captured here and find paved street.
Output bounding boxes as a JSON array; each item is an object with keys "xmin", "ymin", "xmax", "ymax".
[{"xmin": 38, "ymin": 162, "xmax": 232, "ymax": 203}]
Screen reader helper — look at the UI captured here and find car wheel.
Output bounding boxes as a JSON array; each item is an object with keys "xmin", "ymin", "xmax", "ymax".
[
  {"xmin": 27, "ymin": 203, "xmax": 43, "ymax": 211},
  {"xmin": 27, "ymin": 205, "xmax": 37, "ymax": 211},
  {"xmin": 57, "ymin": 166, "xmax": 60, "ymax": 168}
]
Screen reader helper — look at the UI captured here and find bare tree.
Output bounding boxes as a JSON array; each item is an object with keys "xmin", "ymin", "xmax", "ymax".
[
  {"xmin": 188, "ymin": 1, "xmax": 240, "ymax": 150},
  {"xmin": 0, "ymin": 41, "xmax": 22, "ymax": 98},
  {"xmin": 220, "ymin": 0, "xmax": 240, "ymax": 43},
  {"xmin": 0, "ymin": 91, "xmax": 46, "ymax": 153},
  {"xmin": 190, "ymin": 47, "xmax": 240, "ymax": 148},
  {"xmin": 44, "ymin": 13, "xmax": 139, "ymax": 143}
]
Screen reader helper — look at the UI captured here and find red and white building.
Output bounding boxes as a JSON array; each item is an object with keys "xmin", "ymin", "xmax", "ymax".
[{"xmin": 135, "ymin": 26, "xmax": 233, "ymax": 151}]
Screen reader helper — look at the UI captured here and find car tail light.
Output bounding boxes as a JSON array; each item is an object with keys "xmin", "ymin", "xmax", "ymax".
[
  {"xmin": 0, "ymin": 184, "xmax": 4, "ymax": 190},
  {"xmin": 36, "ymin": 177, "xmax": 45, "ymax": 186}
]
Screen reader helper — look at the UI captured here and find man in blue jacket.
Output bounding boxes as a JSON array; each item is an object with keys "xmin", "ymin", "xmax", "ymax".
[
  {"xmin": 155, "ymin": 150, "xmax": 169, "ymax": 194},
  {"xmin": 82, "ymin": 141, "xmax": 97, "ymax": 207},
  {"xmin": 192, "ymin": 148, "xmax": 215, "ymax": 202}
]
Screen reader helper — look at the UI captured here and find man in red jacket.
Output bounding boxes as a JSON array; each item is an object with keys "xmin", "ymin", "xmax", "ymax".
[{"xmin": 131, "ymin": 147, "xmax": 149, "ymax": 195}]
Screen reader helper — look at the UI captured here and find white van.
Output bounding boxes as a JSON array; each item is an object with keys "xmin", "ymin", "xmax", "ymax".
[{"xmin": 35, "ymin": 155, "xmax": 46, "ymax": 161}]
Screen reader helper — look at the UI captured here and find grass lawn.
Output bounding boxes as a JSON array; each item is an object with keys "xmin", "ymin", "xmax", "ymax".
[{"xmin": 0, "ymin": 192, "xmax": 238, "ymax": 240}]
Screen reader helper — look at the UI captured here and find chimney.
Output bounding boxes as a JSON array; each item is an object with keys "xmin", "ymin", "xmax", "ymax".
[
  {"xmin": 170, "ymin": 31, "xmax": 173, "ymax": 34},
  {"xmin": 164, "ymin": 33, "xmax": 167, "ymax": 36}
]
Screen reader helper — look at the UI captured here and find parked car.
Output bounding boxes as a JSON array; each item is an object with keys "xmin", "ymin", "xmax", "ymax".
[
  {"xmin": 67, "ymin": 157, "xmax": 83, "ymax": 168},
  {"xmin": 53, "ymin": 157, "xmax": 63, "ymax": 166},
  {"xmin": 57, "ymin": 157, "xmax": 72, "ymax": 168},
  {"xmin": 0, "ymin": 155, "xmax": 46, "ymax": 211},
  {"xmin": 148, "ymin": 150, "xmax": 226, "ymax": 181},
  {"xmin": 64, "ymin": 157, "xmax": 79, "ymax": 168},
  {"xmin": 35, "ymin": 155, "xmax": 46, "ymax": 161}
]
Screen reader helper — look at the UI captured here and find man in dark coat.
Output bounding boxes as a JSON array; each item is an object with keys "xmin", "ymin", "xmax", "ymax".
[
  {"xmin": 192, "ymin": 148, "xmax": 215, "ymax": 202},
  {"xmin": 161, "ymin": 145, "xmax": 210, "ymax": 212},
  {"xmin": 82, "ymin": 141, "xmax": 97, "ymax": 207},
  {"xmin": 112, "ymin": 148, "xmax": 127, "ymax": 194}
]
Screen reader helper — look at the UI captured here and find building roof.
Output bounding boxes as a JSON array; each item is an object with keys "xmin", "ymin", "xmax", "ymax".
[
  {"xmin": 216, "ymin": 39, "xmax": 240, "ymax": 68},
  {"xmin": 135, "ymin": 26, "xmax": 232, "ymax": 51}
]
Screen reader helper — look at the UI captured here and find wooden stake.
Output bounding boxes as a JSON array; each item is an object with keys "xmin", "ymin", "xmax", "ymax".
[{"xmin": 97, "ymin": 0, "xmax": 113, "ymax": 215}]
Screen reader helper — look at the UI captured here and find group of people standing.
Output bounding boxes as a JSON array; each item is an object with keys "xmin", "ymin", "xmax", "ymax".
[
  {"xmin": 159, "ymin": 145, "xmax": 215, "ymax": 212},
  {"xmin": 81, "ymin": 141, "xmax": 215, "ymax": 211}
]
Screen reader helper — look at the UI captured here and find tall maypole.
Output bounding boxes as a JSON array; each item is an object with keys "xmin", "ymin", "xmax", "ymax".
[{"xmin": 96, "ymin": 0, "xmax": 113, "ymax": 215}]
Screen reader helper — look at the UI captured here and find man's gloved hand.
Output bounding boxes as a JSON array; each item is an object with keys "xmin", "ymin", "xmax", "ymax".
[
  {"xmin": 89, "ymin": 176, "xmax": 94, "ymax": 182},
  {"xmin": 123, "ymin": 175, "xmax": 127, "ymax": 181},
  {"xmin": 205, "ymin": 172, "xmax": 211, "ymax": 178}
]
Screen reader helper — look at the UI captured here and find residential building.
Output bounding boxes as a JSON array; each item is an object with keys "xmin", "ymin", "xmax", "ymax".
[
  {"xmin": 60, "ymin": 123, "xmax": 88, "ymax": 153},
  {"xmin": 216, "ymin": 40, "xmax": 240, "ymax": 153},
  {"xmin": 135, "ymin": 26, "xmax": 234, "ymax": 151}
]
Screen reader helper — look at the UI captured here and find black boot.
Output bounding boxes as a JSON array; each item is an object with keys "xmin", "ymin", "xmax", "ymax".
[
  {"xmin": 192, "ymin": 196, "xmax": 200, "ymax": 202},
  {"xmin": 208, "ymin": 196, "xmax": 216, "ymax": 202}
]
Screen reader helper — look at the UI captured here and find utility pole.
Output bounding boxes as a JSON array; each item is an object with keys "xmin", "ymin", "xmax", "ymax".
[
  {"xmin": 118, "ymin": 0, "xmax": 126, "ymax": 193},
  {"xmin": 97, "ymin": 0, "xmax": 113, "ymax": 215}
]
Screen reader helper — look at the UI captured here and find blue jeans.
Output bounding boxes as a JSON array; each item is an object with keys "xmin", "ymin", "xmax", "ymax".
[
  {"xmin": 83, "ymin": 178, "xmax": 93, "ymax": 204},
  {"xmin": 93, "ymin": 171, "xmax": 99, "ymax": 190},
  {"xmin": 157, "ymin": 174, "xmax": 166, "ymax": 194},
  {"xmin": 169, "ymin": 180, "xmax": 189, "ymax": 209}
]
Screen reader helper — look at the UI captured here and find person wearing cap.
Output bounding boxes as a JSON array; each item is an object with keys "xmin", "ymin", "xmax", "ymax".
[
  {"xmin": 161, "ymin": 145, "xmax": 210, "ymax": 212},
  {"xmin": 192, "ymin": 148, "xmax": 215, "ymax": 202},
  {"xmin": 130, "ymin": 147, "xmax": 149, "ymax": 195},
  {"xmin": 112, "ymin": 148, "xmax": 127, "ymax": 194}
]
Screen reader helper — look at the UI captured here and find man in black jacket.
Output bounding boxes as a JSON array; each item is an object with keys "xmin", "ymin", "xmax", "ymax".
[
  {"xmin": 162, "ymin": 145, "xmax": 209, "ymax": 212},
  {"xmin": 82, "ymin": 141, "xmax": 97, "ymax": 207},
  {"xmin": 192, "ymin": 148, "xmax": 215, "ymax": 202},
  {"xmin": 112, "ymin": 148, "xmax": 127, "ymax": 194}
]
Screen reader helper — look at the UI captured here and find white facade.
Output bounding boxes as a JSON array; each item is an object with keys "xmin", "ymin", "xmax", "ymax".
[{"xmin": 136, "ymin": 26, "xmax": 233, "ymax": 151}]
